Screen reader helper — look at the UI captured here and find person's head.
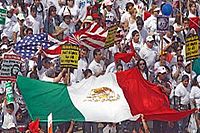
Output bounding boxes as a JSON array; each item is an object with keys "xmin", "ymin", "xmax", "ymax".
[
  {"xmin": 185, "ymin": 61, "xmax": 191, "ymax": 73},
  {"xmin": 132, "ymin": 30, "xmax": 139, "ymax": 43},
  {"xmin": 137, "ymin": 59, "xmax": 147, "ymax": 72},
  {"xmin": 153, "ymin": 7, "xmax": 160, "ymax": 17},
  {"xmin": 26, "ymin": 28, "xmax": 33, "ymax": 36},
  {"xmin": 1, "ymin": 33, "xmax": 9, "ymax": 44},
  {"xmin": 93, "ymin": 48, "xmax": 102, "ymax": 63},
  {"xmin": 11, "ymin": 64, "xmax": 20, "ymax": 76},
  {"xmin": 167, "ymin": 25, "xmax": 174, "ymax": 38},
  {"xmin": 83, "ymin": 69, "xmax": 92, "ymax": 79},
  {"xmin": 176, "ymin": 46, "xmax": 182, "ymax": 55},
  {"xmin": 182, "ymin": 75, "xmax": 189, "ymax": 87},
  {"xmin": 80, "ymin": 46, "xmax": 89, "ymax": 58},
  {"xmin": 6, "ymin": 103, "xmax": 14, "ymax": 114},
  {"xmin": 116, "ymin": 63, "xmax": 123, "ymax": 72},
  {"xmin": 30, "ymin": 5, "xmax": 37, "ymax": 18},
  {"xmin": 129, "ymin": 8, "xmax": 137, "ymax": 18},
  {"xmin": 42, "ymin": 57, "xmax": 51, "ymax": 69},
  {"xmin": 146, "ymin": 36, "xmax": 154, "ymax": 48},
  {"xmin": 34, "ymin": 0, "xmax": 41, "ymax": 6},
  {"xmin": 17, "ymin": 13, "xmax": 25, "ymax": 26},
  {"xmin": 136, "ymin": 16, "xmax": 144, "ymax": 31},
  {"xmin": 63, "ymin": 11, "xmax": 71, "ymax": 25},
  {"xmin": 66, "ymin": 0, "xmax": 74, "ymax": 7},
  {"xmin": 159, "ymin": 53, "xmax": 167, "ymax": 63},
  {"xmin": 104, "ymin": 0, "xmax": 113, "ymax": 11},
  {"xmin": 189, "ymin": 1, "xmax": 196, "ymax": 14},
  {"xmin": 12, "ymin": 0, "xmax": 18, "ymax": 7},
  {"xmin": 183, "ymin": 17, "xmax": 189, "ymax": 29},
  {"xmin": 157, "ymin": 66, "xmax": 167, "ymax": 80},
  {"xmin": 125, "ymin": 2, "xmax": 134, "ymax": 12},
  {"xmin": 177, "ymin": 55, "xmax": 184, "ymax": 66},
  {"xmin": 175, "ymin": 13, "xmax": 182, "ymax": 25},
  {"xmin": 45, "ymin": 68, "xmax": 56, "ymax": 78},
  {"xmin": 49, "ymin": 5, "xmax": 57, "ymax": 17}
]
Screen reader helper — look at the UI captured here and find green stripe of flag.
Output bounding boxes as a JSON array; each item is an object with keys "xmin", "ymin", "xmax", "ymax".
[{"xmin": 17, "ymin": 76, "xmax": 85, "ymax": 122}]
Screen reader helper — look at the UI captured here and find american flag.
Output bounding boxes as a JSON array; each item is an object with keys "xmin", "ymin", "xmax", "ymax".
[
  {"xmin": 43, "ymin": 35, "xmax": 81, "ymax": 58},
  {"xmin": 14, "ymin": 33, "xmax": 60, "ymax": 59},
  {"xmin": 74, "ymin": 22, "xmax": 107, "ymax": 50}
]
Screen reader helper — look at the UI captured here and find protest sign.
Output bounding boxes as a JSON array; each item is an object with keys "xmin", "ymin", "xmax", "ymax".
[
  {"xmin": 0, "ymin": 53, "xmax": 22, "ymax": 82},
  {"xmin": 0, "ymin": 8, "xmax": 7, "ymax": 25},
  {"xmin": 104, "ymin": 25, "xmax": 118, "ymax": 48},
  {"xmin": 48, "ymin": 113, "xmax": 53, "ymax": 133},
  {"xmin": 157, "ymin": 16, "xmax": 169, "ymax": 33},
  {"xmin": 185, "ymin": 35, "xmax": 200, "ymax": 61},
  {"xmin": 60, "ymin": 44, "xmax": 79, "ymax": 69},
  {"xmin": 5, "ymin": 81, "xmax": 14, "ymax": 104}
]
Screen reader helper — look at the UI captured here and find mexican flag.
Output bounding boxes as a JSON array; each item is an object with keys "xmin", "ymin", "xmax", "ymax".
[{"xmin": 17, "ymin": 68, "xmax": 195, "ymax": 122}]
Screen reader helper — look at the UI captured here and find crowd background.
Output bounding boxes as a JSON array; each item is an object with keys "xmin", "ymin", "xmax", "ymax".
[{"xmin": 0, "ymin": 0, "xmax": 200, "ymax": 132}]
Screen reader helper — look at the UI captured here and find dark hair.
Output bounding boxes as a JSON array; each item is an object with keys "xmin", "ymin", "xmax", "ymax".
[
  {"xmin": 83, "ymin": 69, "xmax": 92, "ymax": 78},
  {"xmin": 136, "ymin": 16, "xmax": 144, "ymax": 26},
  {"xmin": 116, "ymin": 63, "xmax": 123, "ymax": 69},
  {"xmin": 183, "ymin": 17, "xmax": 189, "ymax": 22},
  {"xmin": 48, "ymin": 5, "xmax": 56, "ymax": 17},
  {"xmin": 137, "ymin": 59, "xmax": 149, "ymax": 80},
  {"xmin": 93, "ymin": 48, "xmax": 101, "ymax": 58},
  {"xmin": 191, "ymin": 76, "xmax": 198, "ymax": 87},
  {"xmin": 25, "ymin": 28, "xmax": 33, "ymax": 35},
  {"xmin": 177, "ymin": 55, "xmax": 183, "ymax": 61},
  {"xmin": 132, "ymin": 30, "xmax": 139, "ymax": 37},
  {"xmin": 189, "ymin": 1, "xmax": 196, "ymax": 8},
  {"xmin": 182, "ymin": 75, "xmax": 189, "ymax": 82},
  {"xmin": 6, "ymin": 103, "xmax": 14, "ymax": 111},
  {"xmin": 30, "ymin": 5, "xmax": 37, "ymax": 12},
  {"xmin": 169, "ymin": 25, "xmax": 174, "ymax": 33},
  {"xmin": 126, "ymin": 2, "xmax": 134, "ymax": 11}
]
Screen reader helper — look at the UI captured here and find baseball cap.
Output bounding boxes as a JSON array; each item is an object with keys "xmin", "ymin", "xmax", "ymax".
[
  {"xmin": 153, "ymin": 7, "xmax": 160, "ymax": 12},
  {"xmin": 1, "ymin": 32, "xmax": 8, "ymax": 40},
  {"xmin": 17, "ymin": 13, "xmax": 25, "ymax": 20},
  {"xmin": 157, "ymin": 66, "xmax": 167, "ymax": 75},
  {"xmin": 146, "ymin": 36, "xmax": 154, "ymax": 42}
]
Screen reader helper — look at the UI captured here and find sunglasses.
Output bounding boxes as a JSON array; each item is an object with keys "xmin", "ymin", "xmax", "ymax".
[{"xmin": 139, "ymin": 63, "xmax": 145, "ymax": 66}]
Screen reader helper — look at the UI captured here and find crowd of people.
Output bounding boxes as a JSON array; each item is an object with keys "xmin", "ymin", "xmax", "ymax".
[{"xmin": 0, "ymin": 0, "xmax": 200, "ymax": 132}]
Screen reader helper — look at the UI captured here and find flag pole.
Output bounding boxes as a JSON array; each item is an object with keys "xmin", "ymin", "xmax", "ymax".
[{"xmin": 66, "ymin": 67, "xmax": 71, "ymax": 86}]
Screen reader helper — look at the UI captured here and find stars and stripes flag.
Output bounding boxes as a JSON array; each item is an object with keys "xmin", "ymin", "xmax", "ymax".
[
  {"xmin": 74, "ymin": 22, "xmax": 107, "ymax": 50},
  {"xmin": 14, "ymin": 33, "xmax": 60, "ymax": 59}
]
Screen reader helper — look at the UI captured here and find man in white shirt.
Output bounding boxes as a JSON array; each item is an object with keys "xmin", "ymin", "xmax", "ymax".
[
  {"xmin": 139, "ymin": 35, "xmax": 157, "ymax": 72},
  {"xmin": 88, "ymin": 48, "xmax": 105, "ymax": 77}
]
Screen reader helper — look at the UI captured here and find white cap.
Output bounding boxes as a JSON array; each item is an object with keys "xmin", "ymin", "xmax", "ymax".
[
  {"xmin": 197, "ymin": 75, "xmax": 200, "ymax": 86},
  {"xmin": 17, "ymin": 13, "xmax": 25, "ymax": 20},
  {"xmin": 63, "ymin": 10, "xmax": 70, "ymax": 16},
  {"xmin": 104, "ymin": 0, "xmax": 113, "ymax": 6},
  {"xmin": 6, "ymin": 6, "xmax": 13, "ymax": 11},
  {"xmin": 1, "ymin": 32, "xmax": 8, "ymax": 40},
  {"xmin": 157, "ymin": 66, "xmax": 167, "ymax": 75},
  {"xmin": 146, "ymin": 36, "xmax": 154, "ymax": 42},
  {"xmin": 0, "ymin": 44, "xmax": 8, "ymax": 50}
]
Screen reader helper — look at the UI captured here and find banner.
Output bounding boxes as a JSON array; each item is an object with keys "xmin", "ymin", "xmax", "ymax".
[
  {"xmin": 60, "ymin": 44, "xmax": 79, "ymax": 69},
  {"xmin": 185, "ymin": 35, "xmax": 200, "ymax": 61},
  {"xmin": 48, "ymin": 113, "xmax": 53, "ymax": 133},
  {"xmin": 0, "ymin": 8, "xmax": 7, "ymax": 25},
  {"xmin": 104, "ymin": 25, "xmax": 118, "ymax": 48},
  {"xmin": 0, "ymin": 53, "xmax": 22, "ymax": 81},
  {"xmin": 5, "ymin": 82, "xmax": 14, "ymax": 104},
  {"xmin": 157, "ymin": 16, "xmax": 169, "ymax": 33}
]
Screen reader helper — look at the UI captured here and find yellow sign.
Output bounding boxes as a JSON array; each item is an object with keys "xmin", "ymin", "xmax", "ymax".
[
  {"xmin": 60, "ymin": 44, "xmax": 79, "ymax": 68},
  {"xmin": 104, "ymin": 25, "xmax": 118, "ymax": 48},
  {"xmin": 185, "ymin": 35, "xmax": 200, "ymax": 61}
]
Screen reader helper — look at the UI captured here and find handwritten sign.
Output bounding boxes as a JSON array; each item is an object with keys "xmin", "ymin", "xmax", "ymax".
[
  {"xmin": 185, "ymin": 35, "xmax": 200, "ymax": 61},
  {"xmin": 60, "ymin": 44, "xmax": 79, "ymax": 68},
  {"xmin": 0, "ymin": 53, "xmax": 22, "ymax": 81},
  {"xmin": 104, "ymin": 25, "xmax": 118, "ymax": 48}
]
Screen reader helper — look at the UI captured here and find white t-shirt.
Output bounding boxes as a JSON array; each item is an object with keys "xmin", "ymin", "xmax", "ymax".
[
  {"xmin": 2, "ymin": 102, "xmax": 19, "ymax": 129},
  {"xmin": 175, "ymin": 82, "xmax": 190, "ymax": 105},
  {"xmin": 12, "ymin": 22, "xmax": 22, "ymax": 42},
  {"xmin": 190, "ymin": 86, "xmax": 200, "ymax": 108},
  {"xmin": 88, "ymin": 60, "xmax": 104, "ymax": 76},
  {"xmin": 74, "ymin": 57, "xmax": 88, "ymax": 82},
  {"xmin": 3, "ymin": 16, "xmax": 17, "ymax": 40},
  {"xmin": 24, "ymin": 15, "xmax": 41, "ymax": 34}
]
